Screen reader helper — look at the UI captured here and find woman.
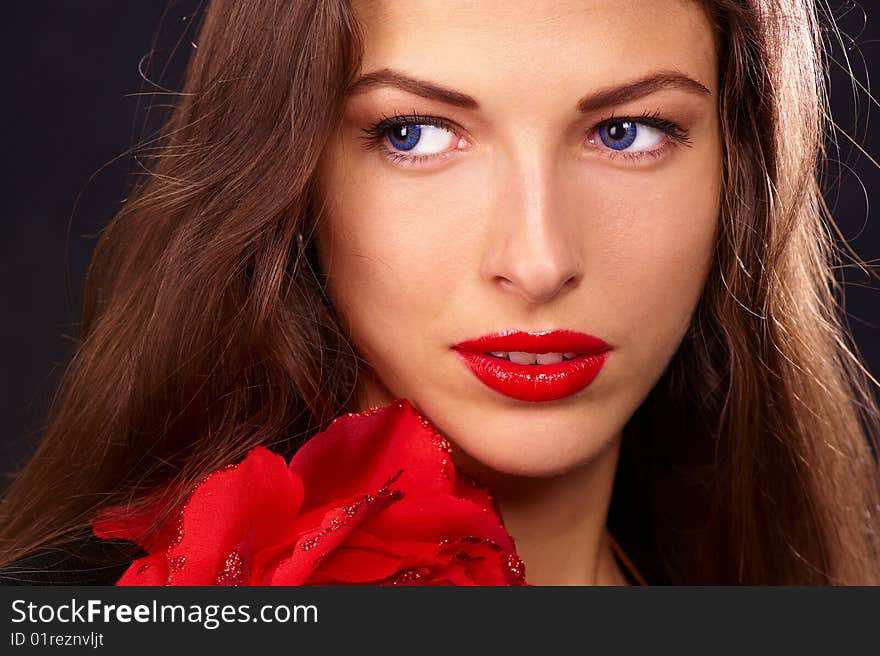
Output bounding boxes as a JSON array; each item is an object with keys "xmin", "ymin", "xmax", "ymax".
[{"xmin": 1, "ymin": 0, "xmax": 879, "ymax": 585}]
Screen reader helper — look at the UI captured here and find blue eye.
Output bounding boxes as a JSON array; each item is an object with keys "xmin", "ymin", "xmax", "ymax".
[
  {"xmin": 361, "ymin": 114, "xmax": 464, "ymax": 164},
  {"xmin": 598, "ymin": 121, "xmax": 638, "ymax": 150},
  {"xmin": 387, "ymin": 123, "xmax": 421, "ymax": 151}
]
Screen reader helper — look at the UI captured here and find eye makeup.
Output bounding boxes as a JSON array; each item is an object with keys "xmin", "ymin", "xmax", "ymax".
[
  {"xmin": 357, "ymin": 107, "xmax": 693, "ymax": 168},
  {"xmin": 358, "ymin": 110, "xmax": 469, "ymax": 167},
  {"xmin": 585, "ymin": 109, "xmax": 693, "ymax": 163}
]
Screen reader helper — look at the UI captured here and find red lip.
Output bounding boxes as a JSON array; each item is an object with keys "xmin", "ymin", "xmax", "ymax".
[{"xmin": 452, "ymin": 330, "xmax": 611, "ymax": 403}]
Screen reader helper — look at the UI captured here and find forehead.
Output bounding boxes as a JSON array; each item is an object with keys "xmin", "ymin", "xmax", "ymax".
[{"xmin": 352, "ymin": 0, "xmax": 718, "ymax": 106}]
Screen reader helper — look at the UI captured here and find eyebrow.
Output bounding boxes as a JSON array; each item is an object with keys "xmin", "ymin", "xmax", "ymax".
[{"xmin": 346, "ymin": 67, "xmax": 712, "ymax": 112}]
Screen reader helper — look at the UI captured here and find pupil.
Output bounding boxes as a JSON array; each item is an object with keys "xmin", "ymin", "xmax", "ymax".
[
  {"xmin": 388, "ymin": 123, "xmax": 420, "ymax": 151},
  {"xmin": 597, "ymin": 120, "xmax": 637, "ymax": 151},
  {"xmin": 608, "ymin": 122, "xmax": 629, "ymax": 140}
]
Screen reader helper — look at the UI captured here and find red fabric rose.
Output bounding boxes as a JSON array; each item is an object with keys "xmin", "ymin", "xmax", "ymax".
[{"xmin": 91, "ymin": 399, "xmax": 527, "ymax": 585}]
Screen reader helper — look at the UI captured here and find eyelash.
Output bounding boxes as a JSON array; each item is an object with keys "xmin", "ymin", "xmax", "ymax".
[
  {"xmin": 358, "ymin": 110, "xmax": 459, "ymax": 166},
  {"xmin": 358, "ymin": 109, "xmax": 693, "ymax": 167}
]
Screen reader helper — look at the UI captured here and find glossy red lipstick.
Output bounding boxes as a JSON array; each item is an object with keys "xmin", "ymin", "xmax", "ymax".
[{"xmin": 452, "ymin": 330, "xmax": 611, "ymax": 402}]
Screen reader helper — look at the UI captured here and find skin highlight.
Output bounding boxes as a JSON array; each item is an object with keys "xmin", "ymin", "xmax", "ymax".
[{"xmin": 315, "ymin": 0, "xmax": 722, "ymax": 585}]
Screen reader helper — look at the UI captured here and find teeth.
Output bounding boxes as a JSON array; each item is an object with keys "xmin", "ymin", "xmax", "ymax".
[
  {"xmin": 509, "ymin": 351, "xmax": 537, "ymax": 365},
  {"xmin": 485, "ymin": 351, "xmax": 580, "ymax": 364}
]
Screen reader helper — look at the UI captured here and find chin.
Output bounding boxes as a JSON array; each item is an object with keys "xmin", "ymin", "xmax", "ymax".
[
  {"xmin": 412, "ymin": 395, "xmax": 624, "ymax": 481},
  {"xmin": 404, "ymin": 374, "xmax": 632, "ymax": 480},
  {"xmin": 453, "ymin": 443, "xmax": 594, "ymax": 480}
]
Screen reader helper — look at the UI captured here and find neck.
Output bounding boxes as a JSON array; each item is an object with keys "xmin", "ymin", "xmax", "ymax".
[{"xmin": 451, "ymin": 433, "xmax": 627, "ymax": 586}]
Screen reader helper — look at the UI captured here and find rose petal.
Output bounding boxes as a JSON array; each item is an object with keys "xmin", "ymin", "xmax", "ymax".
[
  {"xmin": 164, "ymin": 447, "xmax": 305, "ymax": 584},
  {"xmin": 361, "ymin": 495, "xmax": 515, "ymax": 552},
  {"xmin": 267, "ymin": 485, "xmax": 403, "ymax": 585},
  {"xmin": 306, "ymin": 547, "xmax": 411, "ymax": 584},
  {"xmin": 303, "ymin": 529, "xmax": 451, "ymax": 584},
  {"xmin": 92, "ymin": 399, "xmax": 528, "ymax": 587},
  {"xmin": 289, "ymin": 400, "xmax": 456, "ymax": 512}
]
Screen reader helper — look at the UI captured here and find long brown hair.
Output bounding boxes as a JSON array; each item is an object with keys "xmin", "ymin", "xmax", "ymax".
[{"xmin": 2, "ymin": 0, "xmax": 879, "ymax": 584}]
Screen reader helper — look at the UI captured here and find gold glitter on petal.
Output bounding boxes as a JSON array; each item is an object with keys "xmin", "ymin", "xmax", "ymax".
[
  {"xmin": 161, "ymin": 462, "xmax": 240, "ymax": 555},
  {"xmin": 298, "ymin": 482, "xmax": 404, "ymax": 554},
  {"xmin": 410, "ymin": 410, "xmax": 461, "ymax": 483},
  {"xmin": 169, "ymin": 509, "xmax": 185, "ymax": 548},
  {"xmin": 391, "ymin": 567, "xmax": 431, "ymax": 585},
  {"xmin": 216, "ymin": 550, "xmax": 245, "ymax": 586},
  {"xmin": 167, "ymin": 555, "xmax": 186, "ymax": 572},
  {"xmin": 432, "ymin": 434, "xmax": 453, "ymax": 455},
  {"xmin": 325, "ymin": 402, "xmax": 393, "ymax": 431},
  {"xmin": 165, "ymin": 555, "xmax": 186, "ymax": 585},
  {"xmin": 300, "ymin": 536, "xmax": 321, "ymax": 552},
  {"xmin": 439, "ymin": 458, "xmax": 452, "ymax": 481},
  {"xmin": 501, "ymin": 552, "xmax": 526, "ymax": 585}
]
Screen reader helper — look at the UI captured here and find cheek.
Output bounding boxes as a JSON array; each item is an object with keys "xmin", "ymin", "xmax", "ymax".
[
  {"xmin": 582, "ymin": 153, "xmax": 721, "ymax": 377},
  {"xmin": 315, "ymin": 153, "xmax": 485, "ymax": 380}
]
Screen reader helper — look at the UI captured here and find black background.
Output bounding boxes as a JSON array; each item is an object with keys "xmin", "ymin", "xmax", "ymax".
[{"xmin": 1, "ymin": 1, "xmax": 879, "ymax": 479}]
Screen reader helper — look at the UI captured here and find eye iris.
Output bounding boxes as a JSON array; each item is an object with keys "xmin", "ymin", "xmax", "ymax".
[
  {"xmin": 598, "ymin": 121, "xmax": 637, "ymax": 150},
  {"xmin": 387, "ymin": 123, "xmax": 421, "ymax": 151}
]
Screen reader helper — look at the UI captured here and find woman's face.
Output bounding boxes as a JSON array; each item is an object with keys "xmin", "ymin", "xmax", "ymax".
[{"xmin": 315, "ymin": 0, "xmax": 721, "ymax": 477}]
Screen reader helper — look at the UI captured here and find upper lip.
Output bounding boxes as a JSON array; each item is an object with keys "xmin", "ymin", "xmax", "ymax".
[{"xmin": 453, "ymin": 329, "xmax": 610, "ymax": 354}]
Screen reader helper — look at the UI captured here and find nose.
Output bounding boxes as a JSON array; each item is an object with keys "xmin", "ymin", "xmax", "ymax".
[{"xmin": 481, "ymin": 148, "xmax": 583, "ymax": 305}]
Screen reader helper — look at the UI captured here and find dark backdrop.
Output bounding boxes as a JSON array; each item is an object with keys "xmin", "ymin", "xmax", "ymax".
[{"xmin": 2, "ymin": 1, "xmax": 879, "ymax": 480}]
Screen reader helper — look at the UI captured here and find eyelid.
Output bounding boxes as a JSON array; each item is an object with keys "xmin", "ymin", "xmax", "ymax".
[{"xmin": 366, "ymin": 113, "xmax": 458, "ymax": 138}]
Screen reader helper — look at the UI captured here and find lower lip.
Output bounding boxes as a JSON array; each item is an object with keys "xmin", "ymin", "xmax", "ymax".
[{"xmin": 452, "ymin": 350, "xmax": 610, "ymax": 403}]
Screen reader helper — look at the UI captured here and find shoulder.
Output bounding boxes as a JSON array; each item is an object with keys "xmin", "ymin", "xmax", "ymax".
[{"xmin": 0, "ymin": 534, "xmax": 144, "ymax": 586}]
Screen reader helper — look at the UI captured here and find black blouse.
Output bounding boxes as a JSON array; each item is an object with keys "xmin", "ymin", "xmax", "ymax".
[{"xmin": 0, "ymin": 535, "xmax": 144, "ymax": 586}]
